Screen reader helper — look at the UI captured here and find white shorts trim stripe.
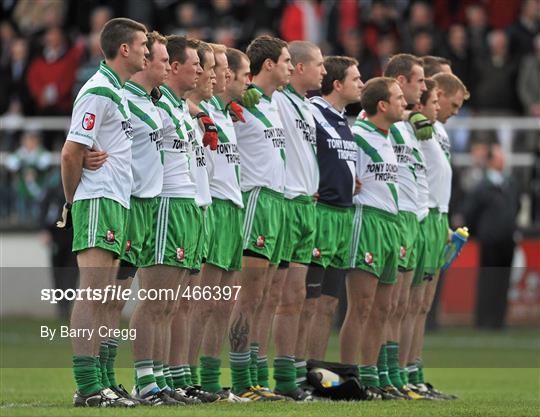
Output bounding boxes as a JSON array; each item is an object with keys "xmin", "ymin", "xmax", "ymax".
[
  {"xmin": 242, "ymin": 187, "xmax": 260, "ymax": 248},
  {"xmin": 350, "ymin": 205, "xmax": 363, "ymax": 268}
]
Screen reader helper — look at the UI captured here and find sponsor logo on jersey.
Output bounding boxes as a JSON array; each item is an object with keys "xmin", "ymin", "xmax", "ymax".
[
  {"xmin": 125, "ymin": 240, "xmax": 132, "ymax": 253},
  {"xmin": 82, "ymin": 112, "xmax": 96, "ymax": 130},
  {"xmin": 364, "ymin": 251, "xmax": 373, "ymax": 265},
  {"xmin": 105, "ymin": 230, "xmax": 115, "ymax": 243},
  {"xmin": 400, "ymin": 245, "xmax": 407, "ymax": 259},
  {"xmin": 255, "ymin": 235, "xmax": 265, "ymax": 248},
  {"xmin": 312, "ymin": 248, "xmax": 321, "ymax": 259},
  {"xmin": 176, "ymin": 247, "xmax": 185, "ymax": 262}
]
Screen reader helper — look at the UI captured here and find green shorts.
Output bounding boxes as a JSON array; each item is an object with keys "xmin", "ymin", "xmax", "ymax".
[
  {"xmin": 120, "ymin": 196, "xmax": 159, "ymax": 267},
  {"xmin": 350, "ymin": 205, "xmax": 400, "ymax": 284},
  {"xmin": 311, "ymin": 202, "xmax": 354, "ymax": 269},
  {"xmin": 206, "ymin": 198, "xmax": 245, "ymax": 271},
  {"xmin": 280, "ymin": 195, "xmax": 317, "ymax": 264},
  {"xmin": 412, "ymin": 218, "xmax": 428, "ymax": 287},
  {"xmin": 423, "ymin": 208, "xmax": 449, "ymax": 277},
  {"xmin": 242, "ymin": 187, "xmax": 285, "ymax": 264},
  {"xmin": 72, "ymin": 197, "xmax": 128, "ymax": 256},
  {"xmin": 397, "ymin": 211, "xmax": 420, "ymax": 271},
  {"xmin": 150, "ymin": 197, "xmax": 203, "ymax": 270}
]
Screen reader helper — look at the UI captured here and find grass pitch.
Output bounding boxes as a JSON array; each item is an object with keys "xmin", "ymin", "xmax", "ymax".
[{"xmin": 1, "ymin": 318, "xmax": 539, "ymax": 417}]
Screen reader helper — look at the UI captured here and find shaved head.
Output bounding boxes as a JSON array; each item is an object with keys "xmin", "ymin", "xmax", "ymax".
[{"xmin": 288, "ymin": 40, "xmax": 320, "ymax": 66}]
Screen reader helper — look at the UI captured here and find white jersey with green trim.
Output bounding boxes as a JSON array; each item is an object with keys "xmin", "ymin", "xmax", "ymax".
[
  {"xmin": 202, "ymin": 97, "xmax": 243, "ymax": 207},
  {"xmin": 66, "ymin": 61, "xmax": 133, "ymax": 208},
  {"xmin": 274, "ymin": 85, "xmax": 318, "ymax": 199},
  {"xmin": 389, "ymin": 121, "xmax": 417, "ymax": 213},
  {"xmin": 234, "ymin": 85, "xmax": 286, "ymax": 193},
  {"xmin": 187, "ymin": 111, "xmax": 212, "ymax": 208},
  {"xmin": 156, "ymin": 84, "xmax": 197, "ymax": 198},
  {"xmin": 351, "ymin": 119, "xmax": 399, "ymax": 214},
  {"xmin": 124, "ymin": 81, "xmax": 164, "ymax": 198},
  {"xmin": 411, "ymin": 140, "xmax": 429, "ymax": 221},
  {"xmin": 421, "ymin": 121, "xmax": 452, "ymax": 213}
]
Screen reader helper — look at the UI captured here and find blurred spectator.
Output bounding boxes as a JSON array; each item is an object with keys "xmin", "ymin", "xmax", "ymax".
[
  {"xmin": 0, "ymin": 37, "xmax": 33, "ymax": 115},
  {"xmin": 40, "ymin": 168, "xmax": 78, "ymax": 320},
  {"xmin": 325, "ymin": 0, "xmax": 360, "ymax": 53},
  {"xmin": 473, "ymin": 30, "xmax": 520, "ymax": 113},
  {"xmin": 72, "ymin": 33, "xmax": 102, "ymax": 98},
  {"xmin": 507, "ymin": 0, "xmax": 540, "ymax": 59},
  {"xmin": 442, "ymin": 24, "xmax": 474, "ymax": 93},
  {"xmin": 280, "ymin": 0, "xmax": 323, "ymax": 44},
  {"xmin": 167, "ymin": 1, "xmax": 210, "ymax": 40},
  {"xmin": 362, "ymin": 0, "xmax": 400, "ymax": 56},
  {"xmin": 338, "ymin": 29, "xmax": 378, "ymax": 80},
  {"xmin": 12, "ymin": 0, "xmax": 65, "ymax": 38},
  {"xmin": 89, "ymin": 6, "xmax": 113, "ymax": 35},
  {"xmin": 465, "ymin": 3, "xmax": 491, "ymax": 59},
  {"xmin": 5, "ymin": 130, "xmax": 51, "ymax": 224},
  {"xmin": 375, "ymin": 33, "xmax": 398, "ymax": 76},
  {"xmin": 0, "ymin": 20, "xmax": 17, "ymax": 67},
  {"xmin": 461, "ymin": 143, "xmax": 520, "ymax": 329},
  {"xmin": 26, "ymin": 26, "xmax": 84, "ymax": 115},
  {"xmin": 411, "ymin": 29, "xmax": 435, "ymax": 56},
  {"xmin": 208, "ymin": 0, "xmax": 243, "ymax": 46},
  {"xmin": 401, "ymin": 1, "xmax": 442, "ymax": 54},
  {"xmin": 518, "ymin": 34, "xmax": 540, "ymax": 116}
]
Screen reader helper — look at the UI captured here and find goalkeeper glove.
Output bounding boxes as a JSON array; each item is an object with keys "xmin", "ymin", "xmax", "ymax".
[
  {"xmin": 196, "ymin": 112, "xmax": 218, "ymax": 150},
  {"xmin": 56, "ymin": 202, "xmax": 72, "ymax": 229},
  {"xmin": 228, "ymin": 101, "xmax": 245, "ymax": 123},
  {"xmin": 242, "ymin": 86, "xmax": 261, "ymax": 108},
  {"xmin": 409, "ymin": 112, "xmax": 433, "ymax": 140}
]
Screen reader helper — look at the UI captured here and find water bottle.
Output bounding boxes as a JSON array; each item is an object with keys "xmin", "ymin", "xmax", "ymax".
[{"xmin": 441, "ymin": 227, "xmax": 469, "ymax": 272}]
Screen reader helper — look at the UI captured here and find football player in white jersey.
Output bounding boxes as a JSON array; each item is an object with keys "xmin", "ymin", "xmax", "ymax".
[
  {"xmin": 252, "ymin": 40, "xmax": 325, "ymax": 401},
  {"xmin": 227, "ymin": 35, "xmax": 293, "ymax": 401},
  {"xmin": 186, "ymin": 45, "xmax": 249, "ymax": 401},
  {"xmin": 60, "ymin": 17, "xmax": 147, "ymax": 407},
  {"xmin": 407, "ymin": 72, "xmax": 469, "ymax": 399}
]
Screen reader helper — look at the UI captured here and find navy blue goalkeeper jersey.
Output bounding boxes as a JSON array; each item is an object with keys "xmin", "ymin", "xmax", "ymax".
[{"xmin": 309, "ymin": 96, "xmax": 357, "ymax": 207}]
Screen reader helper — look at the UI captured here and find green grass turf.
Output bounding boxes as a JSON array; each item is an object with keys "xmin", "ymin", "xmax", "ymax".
[{"xmin": 1, "ymin": 317, "xmax": 539, "ymax": 416}]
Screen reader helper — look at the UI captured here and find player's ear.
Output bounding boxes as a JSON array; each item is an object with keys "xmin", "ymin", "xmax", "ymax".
[
  {"xmin": 264, "ymin": 57, "xmax": 274, "ymax": 72},
  {"xmin": 170, "ymin": 61, "xmax": 180, "ymax": 74},
  {"xmin": 119, "ymin": 43, "xmax": 129, "ymax": 58},
  {"xmin": 377, "ymin": 99, "xmax": 387, "ymax": 113},
  {"xmin": 333, "ymin": 79, "xmax": 341, "ymax": 93}
]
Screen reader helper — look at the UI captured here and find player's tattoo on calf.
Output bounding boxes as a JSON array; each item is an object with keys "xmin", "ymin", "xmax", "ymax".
[{"xmin": 229, "ymin": 312, "xmax": 249, "ymax": 352}]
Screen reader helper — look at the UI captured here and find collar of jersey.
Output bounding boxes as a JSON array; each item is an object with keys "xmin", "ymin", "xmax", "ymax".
[
  {"xmin": 285, "ymin": 84, "xmax": 305, "ymax": 101},
  {"xmin": 249, "ymin": 84, "xmax": 272, "ymax": 102},
  {"xmin": 311, "ymin": 96, "xmax": 345, "ymax": 118},
  {"xmin": 357, "ymin": 119, "xmax": 388, "ymax": 138},
  {"xmin": 160, "ymin": 84, "xmax": 183, "ymax": 108},
  {"xmin": 124, "ymin": 80, "xmax": 151, "ymax": 100},
  {"xmin": 210, "ymin": 95, "xmax": 228, "ymax": 114},
  {"xmin": 99, "ymin": 61, "xmax": 123, "ymax": 89}
]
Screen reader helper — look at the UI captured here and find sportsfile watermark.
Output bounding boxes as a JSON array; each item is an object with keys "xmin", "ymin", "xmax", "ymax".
[{"xmin": 41, "ymin": 284, "xmax": 242, "ymax": 304}]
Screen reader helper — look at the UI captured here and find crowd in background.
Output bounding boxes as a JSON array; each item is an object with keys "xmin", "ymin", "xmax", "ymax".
[{"xmin": 0, "ymin": 0, "xmax": 539, "ymax": 228}]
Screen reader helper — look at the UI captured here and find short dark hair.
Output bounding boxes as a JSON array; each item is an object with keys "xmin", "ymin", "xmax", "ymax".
[
  {"xmin": 422, "ymin": 55, "xmax": 452, "ymax": 77},
  {"xmin": 166, "ymin": 35, "xmax": 199, "ymax": 64},
  {"xmin": 383, "ymin": 53, "xmax": 423, "ymax": 80},
  {"xmin": 321, "ymin": 56, "xmax": 358, "ymax": 96},
  {"xmin": 100, "ymin": 17, "xmax": 147, "ymax": 60},
  {"xmin": 420, "ymin": 78, "xmax": 437, "ymax": 105},
  {"xmin": 360, "ymin": 77, "xmax": 398, "ymax": 116},
  {"xmin": 146, "ymin": 31, "xmax": 167, "ymax": 62},
  {"xmin": 246, "ymin": 35, "xmax": 287, "ymax": 76},
  {"xmin": 226, "ymin": 47, "xmax": 249, "ymax": 76},
  {"xmin": 196, "ymin": 41, "xmax": 213, "ymax": 66}
]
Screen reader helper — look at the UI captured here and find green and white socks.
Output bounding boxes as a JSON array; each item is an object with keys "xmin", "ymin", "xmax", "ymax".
[
  {"xmin": 359, "ymin": 365, "xmax": 379, "ymax": 388},
  {"xmin": 386, "ymin": 341, "xmax": 405, "ymax": 388},
  {"xmin": 135, "ymin": 359, "xmax": 159, "ymax": 397},
  {"xmin": 200, "ymin": 356, "xmax": 222, "ymax": 393},
  {"xmin": 229, "ymin": 350, "xmax": 251, "ymax": 394}
]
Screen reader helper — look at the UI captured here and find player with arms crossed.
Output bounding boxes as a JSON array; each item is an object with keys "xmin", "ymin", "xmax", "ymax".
[{"xmin": 60, "ymin": 17, "xmax": 147, "ymax": 407}]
